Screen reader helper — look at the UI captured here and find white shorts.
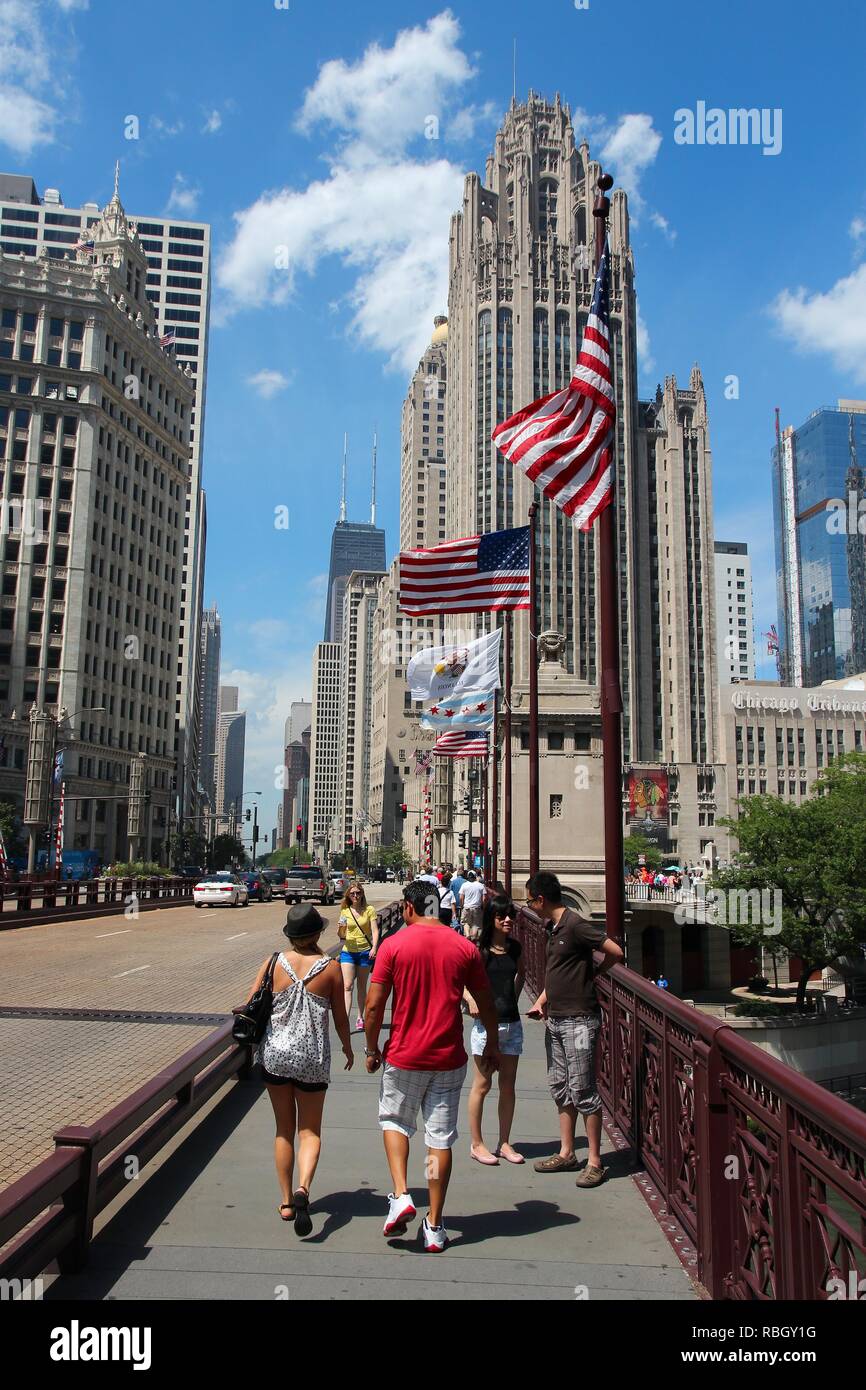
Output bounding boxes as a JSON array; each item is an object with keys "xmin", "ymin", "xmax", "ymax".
[
  {"xmin": 378, "ymin": 1062, "xmax": 467, "ymax": 1149},
  {"xmin": 470, "ymin": 1019, "xmax": 524, "ymax": 1057}
]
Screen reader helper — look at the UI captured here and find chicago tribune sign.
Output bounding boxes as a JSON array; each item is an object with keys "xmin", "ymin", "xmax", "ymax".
[{"xmin": 730, "ymin": 691, "xmax": 866, "ymax": 717}]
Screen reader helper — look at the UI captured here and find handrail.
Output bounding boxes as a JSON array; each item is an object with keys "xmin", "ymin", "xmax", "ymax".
[
  {"xmin": 0, "ymin": 1020, "xmax": 246, "ymax": 1281},
  {"xmin": 515, "ymin": 910, "xmax": 866, "ymax": 1301}
]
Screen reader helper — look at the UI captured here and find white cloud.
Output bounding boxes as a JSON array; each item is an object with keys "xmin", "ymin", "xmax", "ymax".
[
  {"xmin": 220, "ymin": 661, "xmax": 314, "ymax": 831},
  {"xmin": 650, "ymin": 211, "xmax": 677, "ymax": 243},
  {"xmin": 151, "ymin": 115, "xmax": 184, "ymax": 138},
  {"xmin": 0, "ymin": 0, "xmax": 63, "ymax": 154},
  {"xmin": 202, "ymin": 109, "xmax": 222, "ymax": 135},
  {"xmin": 446, "ymin": 100, "xmax": 499, "ymax": 143},
  {"xmin": 850, "ymin": 217, "xmax": 866, "ymax": 243},
  {"xmin": 636, "ymin": 302, "xmax": 655, "ymax": 377},
  {"xmin": 599, "ymin": 113, "xmax": 662, "ymax": 218},
  {"xmin": 55, "ymin": 0, "xmax": 88, "ymax": 9},
  {"xmin": 246, "ymin": 369, "xmax": 291, "ymax": 399},
  {"xmin": 295, "ymin": 11, "xmax": 475, "ymax": 158},
  {"xmin": 217, "ymin": 12, "xmax": 473, "ymax": 371},
  {"xmin": 165, "ymin": 172, "xmax": 201, "ymax": 216},
  {"xmin": 769, "ymin": 263, "xmax": 866, "ymax": 383}
]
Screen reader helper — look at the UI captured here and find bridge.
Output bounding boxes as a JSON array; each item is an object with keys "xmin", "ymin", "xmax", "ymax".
[{"xmin": 1, "ymin": 901, "xmax": 864, "ymax": 1301}]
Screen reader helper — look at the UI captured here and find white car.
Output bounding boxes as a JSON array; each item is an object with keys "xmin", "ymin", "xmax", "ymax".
[{"xmin": 194, "ymin": 872, "xmax": 250, "ymax": 908}]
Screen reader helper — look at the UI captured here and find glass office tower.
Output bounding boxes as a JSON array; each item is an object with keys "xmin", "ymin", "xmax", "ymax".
[{"xmin": 772, "ymin": 402, "xmax": 866, "ymax": 685}]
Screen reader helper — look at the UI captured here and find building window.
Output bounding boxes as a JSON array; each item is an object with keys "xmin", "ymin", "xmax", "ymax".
[{"xmin": 550, "ymin": 794, "xmax": 563, "ymax": 818}]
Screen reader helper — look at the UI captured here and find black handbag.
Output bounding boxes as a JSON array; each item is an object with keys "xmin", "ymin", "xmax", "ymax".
[{"xmin": 232, "ymin": 952, "xmax": 279, "ymax": 1045}]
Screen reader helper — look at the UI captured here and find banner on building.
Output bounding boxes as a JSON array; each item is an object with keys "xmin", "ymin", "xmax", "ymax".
[{"xmin": 626, "ymin": 769, "xmax": 670, "ymax": 851}]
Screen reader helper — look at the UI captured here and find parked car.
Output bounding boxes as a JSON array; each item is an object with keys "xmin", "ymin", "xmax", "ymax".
[
  {"xmin": 385, "ymin": 869, "xmax": 397, "ymax": 882},
  {"xmin": 261, "ymin": 868, "xmax": 288, "ymax": 894},
  {"xmin": 240, "ymin": 872, "xmax": 272, "ymax": 902},
  {"xmin": 284, "ymin": 866, "xmax": 333, "ymax": 905},
  {"xmin": 330, "ymin": 870, "xmax": 351, "ymax": 897},
  {"xmin": 193, "ymin": 872, "xmax": 250, "ymax": 909},
  {"xmin": 368, "ymin": 866, "xmax": 387, "ymax": 883}
]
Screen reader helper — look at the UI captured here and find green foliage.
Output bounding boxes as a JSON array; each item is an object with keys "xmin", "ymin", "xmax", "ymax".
[
  {"xmin": 168, "ymin": 825, "xmax": 207, "ymax": 865},
  {"xmin": 717, "ymin": 751, "xmax": 866, "ymax": 1009},
  {"xmin": 211, "ymin": 834, "xmax": 248, "ymax": 870},
  {"xmin": 731, "ymin": 999, "xmax": 790, "ymax": 1019},
  {"xmin": 623, "ymin": 834, "xmax": 663, "ymax": 873},
  {"xmin": 374, "ymin": 843, "xmax": 410, "ymax": 869},
  {"xmin": 0, "ymin": 801, "xmax": 23, "ymax": 855},
  {"xmin": 105, "ymin": 860, "xmax": 172, "ymax": 878},
  {"xmin": 264, "ymin": 845, "xmax": 312, "ymax": 868}
]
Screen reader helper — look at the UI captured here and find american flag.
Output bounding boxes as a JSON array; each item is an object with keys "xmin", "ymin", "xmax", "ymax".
[
  {"xmin": 434, "ymin": 731, "xmax": 489, "ymax": 759},
  {"xmin": 74, "ymin": 235, "xmax": 94, "ymax": 251},
  {"xmin": 492, "ymin": 239, "xmax": 616, "ymax": 532},
  {"xmin": 765, "ymin": 624, "xmax": 780, "ymax": 654},
  {"xmin": 160, "ymin": 330, "xmax": 176, "ymax": 348},
  {"xmin": 54, "ymin": 781, "xmax": 65, "ymax": 874},
  {"xmin": 399, "ymin": 526, "xmax": 530, "ymax": 615}
]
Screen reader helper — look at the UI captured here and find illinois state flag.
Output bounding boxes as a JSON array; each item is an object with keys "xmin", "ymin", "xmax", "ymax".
[{"xmin": 407, "ymin": 629, "xmax": 500, "ymax": 730}]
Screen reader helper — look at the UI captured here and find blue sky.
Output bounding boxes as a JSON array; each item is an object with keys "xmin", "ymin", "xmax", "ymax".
[{"xmin": 3, "ymin": 0, "xmax": 865, "ymax": 835}]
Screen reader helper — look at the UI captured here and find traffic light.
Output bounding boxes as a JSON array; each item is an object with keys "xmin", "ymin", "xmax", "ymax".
[
  {"xmin": 296, "ymin": 823, "xmax": 303, "ymax": 843},
  {"xmin": 245, "ymin": 808, "xmax": 251, "ymax": 822},
  {"xmin": 458, "ymin": 832, "xmax": 466, "ymax": 848}
]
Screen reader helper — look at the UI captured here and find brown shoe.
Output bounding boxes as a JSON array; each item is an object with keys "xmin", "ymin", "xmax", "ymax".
[
  {"xmin": 575, "ymin": 1164, "xmax": 605, "ymax": 1187},
  {"xmin": 533, "ymin": 1153, "xmax": 578, "ymax": 1173}
]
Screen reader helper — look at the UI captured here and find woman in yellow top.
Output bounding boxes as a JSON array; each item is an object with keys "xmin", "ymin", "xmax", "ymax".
[{"xmin": 338, "ymin": 884, "xmax": 379, "ymax": 1031}]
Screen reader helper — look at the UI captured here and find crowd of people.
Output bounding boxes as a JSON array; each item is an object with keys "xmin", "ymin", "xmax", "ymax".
[{"xmin": 240, "ymin": 866, "xmax": 624, "ymax": 1251}]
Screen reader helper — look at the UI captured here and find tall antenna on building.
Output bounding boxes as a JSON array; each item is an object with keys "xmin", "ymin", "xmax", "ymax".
[
  {"xmin": 339, "ymin": 432, "xmax": 348, "ymax": 523},
  {"xmin": 512, "ymin": 39, "xmax": 517, "ymax": 104},
  {"xmin": 370, "ymin": 429, "xmax": 377, "ymax": 526}
]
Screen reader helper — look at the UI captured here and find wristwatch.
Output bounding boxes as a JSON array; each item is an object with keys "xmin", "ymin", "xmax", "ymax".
[{"xmin": 364, "ymin": 1047, "xmax": 380, "ymax": 1056}]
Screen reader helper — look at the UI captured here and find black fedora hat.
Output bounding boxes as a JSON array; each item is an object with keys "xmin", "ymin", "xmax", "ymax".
[{"xmin": 283, "ymin": 903, "xmax": 325, "ymax": 938}]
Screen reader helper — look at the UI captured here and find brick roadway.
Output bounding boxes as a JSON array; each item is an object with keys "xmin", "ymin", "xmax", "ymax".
[{"xmin": 0, "ymin": 885, "xmax": 398, "ymax": 1188}]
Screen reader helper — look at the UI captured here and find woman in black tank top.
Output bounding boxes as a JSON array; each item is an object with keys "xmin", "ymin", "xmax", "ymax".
[{"xmin": 463, "ymin": 894, "xmax": 526, "ymax": 1166}]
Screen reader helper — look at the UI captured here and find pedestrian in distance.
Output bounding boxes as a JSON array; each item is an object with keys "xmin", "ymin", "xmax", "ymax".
[
  {"xmin": 364, "ymin": 879, "xmax": 500, "ymax": 1252},
  {"xmin": 338, "ymin": 882, "xmax": 379, "ymax": 1031},
  {"xmin": 250, "ymin": 904, "xmax": 353, "ymax": 1236},
  {"xmin": 525, "ymin": 871, "xmax": 624, "ymax": 1188},
  {"xmin": 463, "ymin": 894, "xmax": 526, "ymax": 1166},
  {"xmin": 458, "ymin": 870, "xmax": 485, "ymax": 942},
  {"xmin": 439, "ymin": 869, "xmax": 459, "ymax": 929}
]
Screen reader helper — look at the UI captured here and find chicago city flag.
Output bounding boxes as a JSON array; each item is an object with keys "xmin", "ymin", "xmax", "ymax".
[
  {"xmin": 407, "ymin": 629, "xmax": 500, "ymax": 731},
  {"xmin": 491, "ymin": 239, "xmax": 616, "ymax": 531}
]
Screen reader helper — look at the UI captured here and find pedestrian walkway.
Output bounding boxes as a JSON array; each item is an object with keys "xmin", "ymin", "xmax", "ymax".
[{"xmin": 46, "ymin": 1019, "xmax": 698, "ymax": 1301}]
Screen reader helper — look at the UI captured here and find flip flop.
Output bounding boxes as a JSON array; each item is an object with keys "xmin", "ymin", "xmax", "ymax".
[{"xmin": 293, "ymin": 1188, "xmax": 312, "ymax": 1237}]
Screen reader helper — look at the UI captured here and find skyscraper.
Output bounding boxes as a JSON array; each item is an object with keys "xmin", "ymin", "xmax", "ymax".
[
  {"xmin": 215, "ymin": 685, "xmax": 245, "ymax": 821},
  {"xmin": 714, "ymin": 542, "xmax": 755, "ymax": 681},
  {"xmin": 309, "ymin": 641, "xmax": 341, "ymax": 858},
  {"xmin": 0, "ymin": 183, "xmax": 192, "ymax": 861},
  {"xmin": 199, "ymin": 604, "xmax": 221, "ymax": 809},
  {"xmin": 772, "ymin": 401, "xmax": 866, "ymax": 686},
  {"xmin": 324, "ymin": 521, "xmax": 387, "ymax": 644},
  {"xmin": 443, "ymin": 94, "xmax": 721, "ymax": 883},
  {"xmin": 0, "ymin": 169, "xmax": 211, "ymax": 828},
  {"xmin": 400, "ymin": 318, "xmax": 448, "ymax": 550}
]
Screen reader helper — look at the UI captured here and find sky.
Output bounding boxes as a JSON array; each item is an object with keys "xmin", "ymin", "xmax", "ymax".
[{"xmin": 2, "ymin": 0, "xmax": 865, "ymax": 837}]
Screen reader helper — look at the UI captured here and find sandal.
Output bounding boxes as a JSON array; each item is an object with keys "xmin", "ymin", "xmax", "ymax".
[
  {"xmin": 533, "ymin": 1153, "xmax": 578, "ymax": 1173},
  {"xmin": 293, "ymin": 1187, "xmax": 312, "ymax": 1237},
  {"xmin": 575, "ymin": 1163, "xmax": 606, "ymax": 1188},
  {"xmin": 278, "ymin": 1202, "xmax": 295, "ymax": 1222}
]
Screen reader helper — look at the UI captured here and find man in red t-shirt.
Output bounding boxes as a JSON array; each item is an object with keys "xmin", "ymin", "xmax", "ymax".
[{"xmin": 365, "ymin": 879, "xmax": 499, "ymax": 1252}]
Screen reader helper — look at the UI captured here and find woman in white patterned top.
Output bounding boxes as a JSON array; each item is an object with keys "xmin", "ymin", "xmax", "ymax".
[{"xmin": 248, "ymin": 903, "xmax": 353, "ymax": 1236}]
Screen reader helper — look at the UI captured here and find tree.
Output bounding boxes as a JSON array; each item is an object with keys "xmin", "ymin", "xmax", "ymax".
[
  {"xmin": 623, "ymin": 834, "xmax": 663, "ymax": 874},
  {"xmin": 0, "ymin": 801, "xmax": 24, "ymax": 860},
  {"xmin": 211, "ymin": 834, "xmax": 248, "ymax": 870},
  {"xmin": 375, "ymin": 843, "xmax": 410, "ymax": 870},
  {"xmin": 168, "ymin": 825, "xmax": 207, "ymax": 867},
  {"xmin": 716, "ymin": 752, "xmax": 866, "ymax": 1010},
  {"xmin": 264, "ymin": 846, "xmax": 312, "ymax": 868}
]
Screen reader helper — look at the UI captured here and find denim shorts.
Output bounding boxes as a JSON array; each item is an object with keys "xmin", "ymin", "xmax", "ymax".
[
  {"xmin": 339, "ymin": 948, "xmax": 372, "ymax": 967},
  {"xmin": 470, "ymin": 1019, "xmax": 524, "ymax": 1057}
]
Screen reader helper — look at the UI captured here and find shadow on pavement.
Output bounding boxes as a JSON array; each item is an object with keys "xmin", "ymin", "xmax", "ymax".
[
  {"xmin": 385, "ymin": 1199, "xmax": 578, "ymax": 1252},
  {"xmin": 45, "ymin": 1078, "xmax": 261, "ymax": 1301}
]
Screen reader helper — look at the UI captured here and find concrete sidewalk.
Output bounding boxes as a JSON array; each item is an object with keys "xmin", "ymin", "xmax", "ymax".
[{"xmin": 48, "ymin": 1020, "xmax": 698, "ymax": 1301}]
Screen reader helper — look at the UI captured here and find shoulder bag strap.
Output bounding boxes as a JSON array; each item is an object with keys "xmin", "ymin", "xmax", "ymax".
[{"xmin": 350, "ymin": 907, "xmax": 374, "ymax": 947}]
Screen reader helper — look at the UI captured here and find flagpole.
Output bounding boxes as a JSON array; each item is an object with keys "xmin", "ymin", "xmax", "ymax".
[
  {"xmin": 504, "ymin": 611, "xmax": 513, "ymax": 896},
  {"xmin": 481, "ymin": 752, "xmax": 489, "ymax": 882},
  {"xmin": 594, "ymin": 172, "xmax": 625, "ymax": 945},
  {"xmin": 491, "ymin": 688, "xmax": 499, "ymax": 885},
  {"xmin": 528, "ymin": 501, "xmax": 540, "ymax": 878}
]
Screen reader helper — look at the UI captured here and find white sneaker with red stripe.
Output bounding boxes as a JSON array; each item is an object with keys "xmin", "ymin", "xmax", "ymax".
[
  {"xmin": 383, "ymin": 1191, "xmax": 416, "ymax": 1236},
  {"xmin": 421, "ymin": 1216, "xmax": 448, "ymax": 1253}
]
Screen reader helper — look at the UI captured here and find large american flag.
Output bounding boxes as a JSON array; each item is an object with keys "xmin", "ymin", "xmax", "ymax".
[
  {"xmin": 434, "ymin": 731, "xmax": 489, "ymax": 759},
  {"xmin": 399, "ymin": 526, "xmax": 530, "ymax": 615},
  {"xmin": 492, "ymin": 239, "xmax": 616, "ymax": 532}
]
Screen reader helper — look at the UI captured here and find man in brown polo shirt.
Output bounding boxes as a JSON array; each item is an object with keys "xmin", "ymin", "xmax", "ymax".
[{"xmin": 525, "ymin": 871, "xmax": 624, "ymax": 1186}]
